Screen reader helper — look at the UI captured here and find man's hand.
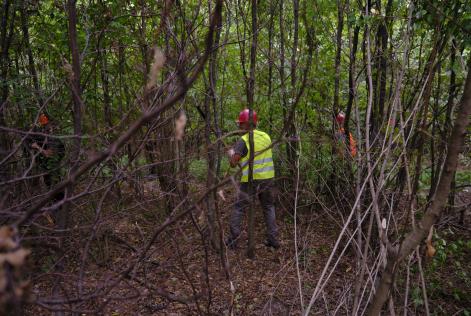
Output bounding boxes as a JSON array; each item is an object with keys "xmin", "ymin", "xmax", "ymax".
[
  {"xmin": 31, "ymin": 142, "xmax": 54, "ymax": 157},
  {"xmin": 230, "ymin": 153, "xmax": 241, "ymax": 167},
  {"xmin": 227, "ymin": 148, "xmax": 239, "ymax": 167},
  {"xmin": 43, "ymin": 149, "xmax": 54, "ymax": 157}
]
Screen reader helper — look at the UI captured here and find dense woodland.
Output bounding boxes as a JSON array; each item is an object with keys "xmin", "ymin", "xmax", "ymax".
[{"xmin": 0, "ymin": 0, "xmax": 470, "ymax": 315}]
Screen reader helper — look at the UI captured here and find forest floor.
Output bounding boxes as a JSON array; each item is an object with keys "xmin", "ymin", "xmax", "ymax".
[
  {"xmin": 101, "ymin": 184, "xmax": 353, "ymax": 315},
  {"xmin": 27, "ymin": 179, "xmax": 470, "ymax": 315},
  {"xmin": 27, "ymin": 180, "xmax": 355, "ymax": 315}
]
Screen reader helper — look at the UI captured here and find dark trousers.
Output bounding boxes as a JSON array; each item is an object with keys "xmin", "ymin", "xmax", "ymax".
[
  {"xmin": 229, "ymin": 179, "xmax": 278, "ymax": 243},
  {"xmin": 44, "ymin": 171, "xmax": 65, "ymax": 203}
]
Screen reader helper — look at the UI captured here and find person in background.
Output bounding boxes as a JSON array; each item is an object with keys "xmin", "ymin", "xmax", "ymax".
[
  {"xmin": 226, "ymin": 109, "xmax": 280, "ymax": 249},
  {"xmin": 334, "ymin": 111, "xmax": 357, "ymax": 159},
  {"xmin": 28, "ymin": 113, "xmax": 65, "ymax": 215}
]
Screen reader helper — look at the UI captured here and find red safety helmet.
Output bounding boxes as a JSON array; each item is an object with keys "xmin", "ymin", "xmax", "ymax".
[
  {"xmin": 336, "ymin": 111, "xmax": 345, "ymax": 124},
  {"xmin": 38, "ymin": 113, "xmax": 49, "ymax": 126},
  {"xmin": 236, "ymin": 109, "xmax": 257, "ymax": 125}
]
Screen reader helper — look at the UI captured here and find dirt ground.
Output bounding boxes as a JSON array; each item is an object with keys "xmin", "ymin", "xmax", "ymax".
[
  {"xmin": 101, "ymin": 203, "xmax": 349, "ymax": 315},
  {"xmin": 26, "ymin": 183, "xmax": 353, "ymax": 315},
  {"xmin": 25, "ymin": 182, "xmax": 470, "ymax": 315}
]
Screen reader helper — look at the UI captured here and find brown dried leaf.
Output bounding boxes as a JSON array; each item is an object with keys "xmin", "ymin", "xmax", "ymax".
[
  {"xmin": 0, "ymin": 238, "xmax": 16, "ymax": 251},
  {"xmin": 217, "ymin": 189, "xmax": 226, "ymax": 201},
  {"xmin": 5, "ymin": 249, "xmax": 31, "ymax": 267},
  {"xmin": 146, "ymin": 47, "xmax": 166, "ymax": 89},
  {"xmin": 426, "ymin": 226, "xmax": 435, "ymax": 257},
  {"xmin": 0, "ymin": 226, "xmax": 14, "ymax": 239},
  {"xmin": 426, "ymin": 240, "xmax": 436, "ymax": 258},
  {"xmin": 175, "ymin": 111, "xmax": 187, "ymax": 141},
  {"xmin": 0, "ymin": 226, "xmax": 16, "ymax": 250},
  {"xmin": 197, "ymin": 211, "xmax": 206, "ymax": 228}
]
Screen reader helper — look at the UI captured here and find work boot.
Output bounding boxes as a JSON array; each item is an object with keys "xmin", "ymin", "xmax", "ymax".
[{"xmin": 264, "ymin": 239, "xmax": 280, "ymax": 249}]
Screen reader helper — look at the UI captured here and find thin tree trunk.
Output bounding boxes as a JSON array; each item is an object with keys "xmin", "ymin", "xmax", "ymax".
[
  {"xmin": 246, "ymin": 0, "xmax": 258, "ymax": 259},
  {"xmin": 99, "ymin": 45, "xmax": 112, "ymax": 128},
  {"xmin": 344, "ymin": 25, "xmax": 359, "ymax": 138},
  {"xmin": 204, "ymin": 0, "xmax": 223, "ymax": 250},
  {"xmin": 409, "ymin": 34, "xmax": 443, "ymax": 219},
  {"xmin": 348, "ymin": 17, "xmax": 362, "ymax": 314},
  {"xmin": 286, "ymin": 0, "xmax": 299, "ymax": 173},
  {"xmin": 278, "ymin": 0, "xmax": 287, "ymax": 120},
  {"xmin": 330, "ymin": 0, "xmax": 345, "ymax": 194},
  {"xmin": 267, "ymin": 1, "xmax": 275, "ymax": 133},
  {"xmin": 333, "ymin": 0, "xmax": 344, "ymax": 113},
  {"xmin": 429, "ymin": 62, "xmax": 442, "ymax": 199},
  {"xmin": 443, "ymin": 40, "xmax": 458, "ymax": 214},
  {"xmin": 375, "ymin": 0, "xmax": 392, "ymax": 127},
  {"xmin": 20, "ymin": 4, "xmax": 43, "ymax": 106},
  {"xmin": 68, "ymin": 0, "xmax": 83, "ymax": 166},
  {"xmin": 0, "ymin": 0, "xmax": 15, "ymax": 158},
  {"xmin": 139, "ymin": 0, "xmax": 149, "ymax": 91},
  {"xmin": 51, "ymin": 1, "xmax": 83, "ymax": 314}
]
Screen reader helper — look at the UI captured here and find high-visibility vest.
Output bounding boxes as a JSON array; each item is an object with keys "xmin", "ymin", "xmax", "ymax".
[
  {"xmin": 349, "ymin": 133, "xmax": 357, "ymax": 157},
  {"xmin": 240, "ymin": 130, "xmax": 275, "ymax": 182},
  {"xmin": 337, "ymin": 128, "xmax": 357, "ymax": 158}
]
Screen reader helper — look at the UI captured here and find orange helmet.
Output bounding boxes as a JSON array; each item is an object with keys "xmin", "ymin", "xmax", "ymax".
[{"xmin": 38, "ymin": 113, "xmax": 49, "ymax": 126}]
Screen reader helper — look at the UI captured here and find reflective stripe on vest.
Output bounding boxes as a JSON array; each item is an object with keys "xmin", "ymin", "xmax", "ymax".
[{"xmin": 240, "ymin": 130, "xmax": 275, "ymax": 182}]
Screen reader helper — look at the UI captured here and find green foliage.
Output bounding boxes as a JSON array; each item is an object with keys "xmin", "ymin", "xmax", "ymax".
[
  {"xmin": 298, "ymin": 131, "xmax": 334, "ymax": 188},
  {"xmin": 426, "ymin": 230, "xmax": 471, "ymax": 309},
  {"xmin": 39, "ymin": 254, "xmax": 56, "ymax": 273},
  {"xmin": 188, "ymin": 159, "xmax": 207, "ymax": 181},
  {"xmin": 2, "ymin": 0, "xmax": 469, "ymax": 313},
  {"xmin": 188, "ymin": 157, "xmax": 231, "ymax": 182},
  {"xmin": 411, "ymin": 286, "xmax": 424, "ymax": 308},
  {"xmin": 455, "ymin": 169, "xmax": 471, "ymax": 186},
  {"xmin": 418, "ymin": 168, "xmax": 432, "ymax": 194}
]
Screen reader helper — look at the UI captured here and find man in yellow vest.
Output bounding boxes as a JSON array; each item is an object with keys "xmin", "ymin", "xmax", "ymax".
[{"xmin": 226, "ymin": 109, "xmax": 280, "ymax": 249}]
